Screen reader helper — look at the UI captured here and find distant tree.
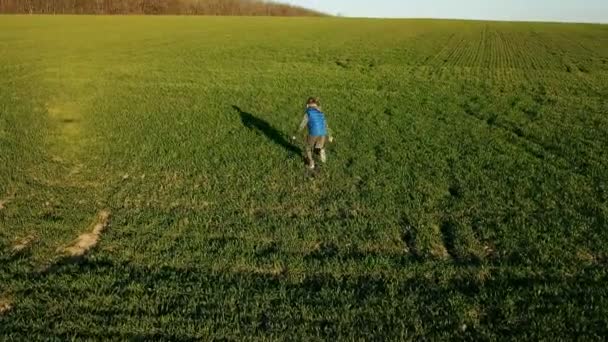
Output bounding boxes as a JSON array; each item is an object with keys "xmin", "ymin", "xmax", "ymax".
[{"xmin": 0, "ymin": 0, "xmax": 325, "ymax": 16}]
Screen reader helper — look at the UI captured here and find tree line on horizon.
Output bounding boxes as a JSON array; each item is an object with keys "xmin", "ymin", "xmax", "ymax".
[{"xmin": 0, "ymin": 0, "xmax": 325, "ymax": 16}]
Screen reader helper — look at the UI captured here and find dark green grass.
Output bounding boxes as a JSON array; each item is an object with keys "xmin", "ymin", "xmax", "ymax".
[{"xmin": 1, "ymin": 16, "xmax": 607, "ymax": 339}]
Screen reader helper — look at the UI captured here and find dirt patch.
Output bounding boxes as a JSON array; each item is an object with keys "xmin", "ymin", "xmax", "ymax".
[
  {"xmin": 429, "ymin": 240, "xmax": 450, "ymax": 260},
  {"xmin": 233, "ymin": 263, "xmax": 287, "ymax": 278},
  {"xmin": 11, "ymin": 234, "xmax": 37, "ymax": 254},
  {"xmin": 483, "ymin": 245, "xmax": 496, "ymax": 258},
  {"xmin": 0, "ymin": 298, "xmax": 13, "ymax": 316},
  {"xmin": 576, "ymin": 249, "xmax": 596, "ymax": 263},
  {"xmin": 0, "ymin": 199, "xmax": 9, "ymax": 210},
  {"xmin": 59, "ymin": 210, "xmax": 111, "ymax": 258}
]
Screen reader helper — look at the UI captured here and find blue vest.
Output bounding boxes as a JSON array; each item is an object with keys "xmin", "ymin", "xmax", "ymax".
[{"xmin": 306, "ymin": 107, "xmax": 327, "ymax": 136}]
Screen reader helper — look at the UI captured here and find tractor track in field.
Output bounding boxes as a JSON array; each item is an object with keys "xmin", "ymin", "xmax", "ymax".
[
  {"xmin": 32, "ymin": 210, "xmax": 112, "ymax": 276},
  {"xmin": 1, "ymin": 69, "xmax": 121, "ymax": 277},
  {"xmin": 58, "ymin": 210, "xmax": 111, "ymax": 258},
  {"xmin": 461, "ymin": 99, "xmax": 600, "ymax": 179},
  {"xmin": 401, "ymin": 219, "xmax": 450, "ymax": 261}
]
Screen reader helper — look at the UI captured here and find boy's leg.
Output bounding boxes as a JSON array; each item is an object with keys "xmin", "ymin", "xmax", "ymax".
[
  {"xmin": 305, "ymin": 136, "xmax": 315, "ymax": 168},
  {"xmin": 316, "ymin": 137, "xmax": 327, "ymax": 163}
]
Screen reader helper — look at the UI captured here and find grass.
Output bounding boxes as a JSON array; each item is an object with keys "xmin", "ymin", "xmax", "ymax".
[{"xmin": 1, "ymin": 15, "xmax": 607, "ymax": 340}]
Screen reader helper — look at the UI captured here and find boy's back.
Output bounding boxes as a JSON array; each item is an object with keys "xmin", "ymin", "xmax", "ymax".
[{"xmin": 305, "ymin": 106, "xmax": 327, "ymax": 137}]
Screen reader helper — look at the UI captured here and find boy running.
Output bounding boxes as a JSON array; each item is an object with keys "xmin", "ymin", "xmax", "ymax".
[{"xmin": 293, "ymin": 97, "xmax": 332, "ymax": 169}]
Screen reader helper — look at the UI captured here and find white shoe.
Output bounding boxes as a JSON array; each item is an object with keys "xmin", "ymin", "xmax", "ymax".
[
  {"xmin": 307, "ymin": 161, "xmax": 315, "ymax": 170},
  {"xmin": 319, "ymin": 149, "xmax": 327, "ymax": 163}
]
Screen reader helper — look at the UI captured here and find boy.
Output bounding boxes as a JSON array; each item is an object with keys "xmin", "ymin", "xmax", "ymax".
[{"xmin": 293, "ymin": 97, "xmax": 333, "ymax": 169}]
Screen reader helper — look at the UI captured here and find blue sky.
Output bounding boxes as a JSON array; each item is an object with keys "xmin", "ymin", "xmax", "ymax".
[{"xmin": 285, "ymin": 0, "xmax": 608, "ymax": 23}]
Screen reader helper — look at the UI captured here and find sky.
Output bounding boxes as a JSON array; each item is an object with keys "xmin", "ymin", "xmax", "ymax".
[{"xmin": 285, "ymin": 0, "xmax": 608, "ymax": 23}]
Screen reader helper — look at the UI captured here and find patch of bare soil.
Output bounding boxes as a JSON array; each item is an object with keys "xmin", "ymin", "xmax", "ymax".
[
  {"xmin": 0, "ymin": 298, "xmax": 13, "ymax": 316},
  {"xmin": 11, "ymin": 234, "xmax": 37, "ymax": 254},
  {"xmin": 59, "ymin": 210, "xmax": 111, "ymax": 258}
]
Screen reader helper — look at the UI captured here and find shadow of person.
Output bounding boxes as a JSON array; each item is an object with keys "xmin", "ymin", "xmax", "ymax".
[{"xmin": 233, "ymin": 105, "xmax": 301, "ymax": 156}]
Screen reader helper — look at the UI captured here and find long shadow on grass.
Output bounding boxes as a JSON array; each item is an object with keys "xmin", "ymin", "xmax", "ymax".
[
  {"xmin": 9, "ymin": 257, "xmax": 608, "ymax": 340},
  {"xmin": 233, "ymin": 105, "xmax": 301, "ymax": 156}
]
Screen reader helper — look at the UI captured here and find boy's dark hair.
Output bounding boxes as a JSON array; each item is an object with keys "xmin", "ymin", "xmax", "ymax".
[{"xmin": 307, "ymin": 97, "xmax": 319, "ymax": 106}]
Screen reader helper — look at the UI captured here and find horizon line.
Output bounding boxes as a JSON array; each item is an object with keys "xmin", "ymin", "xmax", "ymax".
[
  {"xmin": 337, "ymin": 15, "xmax": 608, "ymax": 25},
  {"xmin": 0, "ymin": 13, "xmax": 606, "ymax": 24}
]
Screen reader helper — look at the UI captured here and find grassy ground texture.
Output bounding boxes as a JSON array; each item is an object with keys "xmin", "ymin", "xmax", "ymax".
[{"xmin": 1, "ymin": 16, "xmax": 607, "ymax": 340}]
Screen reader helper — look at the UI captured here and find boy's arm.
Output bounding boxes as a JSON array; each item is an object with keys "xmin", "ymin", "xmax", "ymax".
[
  {"xmin": 297, "ymin": 114, "xmax": 308, "ymax": 133},
  {"xmin": 292, "ymin": 114, "xmax": 308, "ymax": 140}
]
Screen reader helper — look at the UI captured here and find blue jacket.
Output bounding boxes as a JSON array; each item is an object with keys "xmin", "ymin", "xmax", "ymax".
[{"xmin": 305, "ymin": 107, "xmax": 327, "ymax": 136}]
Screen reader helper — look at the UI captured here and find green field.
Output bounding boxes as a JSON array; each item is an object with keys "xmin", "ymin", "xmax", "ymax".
[{"xmin": 1, "ymin": 16, "xmax": 607, "ymax": 339}]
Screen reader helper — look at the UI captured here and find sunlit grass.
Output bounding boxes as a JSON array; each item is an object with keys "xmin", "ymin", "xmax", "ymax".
[{"xmin": 1, "ymin": 16, "xmax": 607, "ymax": 339}]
